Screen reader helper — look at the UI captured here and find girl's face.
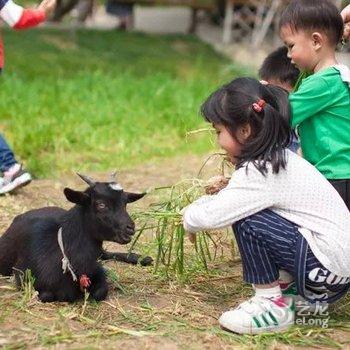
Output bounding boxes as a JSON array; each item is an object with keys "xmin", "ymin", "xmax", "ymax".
[{"xmin": 214, "ymin": 124, "xmax": 247, "ymax": 164}]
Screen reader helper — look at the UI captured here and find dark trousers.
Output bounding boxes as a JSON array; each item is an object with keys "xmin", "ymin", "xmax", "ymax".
[
  {"xmin": 329, "ymin": 179, "xmax": 350, "ymax": 211},
  {"xmin": 233, "ymin": 210, "xmax": 350, "ymax": 303}
]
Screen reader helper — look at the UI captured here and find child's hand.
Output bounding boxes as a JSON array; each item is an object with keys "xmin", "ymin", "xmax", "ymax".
[
  {"xmin": 38, "ymin": 0, "xmax": 57, "ymax": 16},
  {"xmin": 205, "ymin": 175, "xmax": 230, "ymax": 195},
  {"xmin": 187, "ymin": 232, "xmax": 196, "ymax": 244},
  {"xmin": 341, "ymin": 4, "xmax": 350, "ymax": 39},
  {"xmin": 344, "ymin": 23, "xmax": 350, "ymax": 41}
]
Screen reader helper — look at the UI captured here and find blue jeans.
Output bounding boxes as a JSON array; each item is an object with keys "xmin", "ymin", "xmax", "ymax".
[{"xmin": 0, "ymin": 133, "xmax": 16, "ymax": 173}]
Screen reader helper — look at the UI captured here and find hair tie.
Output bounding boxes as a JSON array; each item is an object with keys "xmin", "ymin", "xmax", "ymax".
[{"xmin": 252, "ymin": 99, "xmax": 266, "ymax": 113}]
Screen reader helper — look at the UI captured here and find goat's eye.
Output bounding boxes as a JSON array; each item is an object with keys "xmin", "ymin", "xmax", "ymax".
[{"xmin": 96, "ymin": 202, "xmax": 107, "ymax": 210}]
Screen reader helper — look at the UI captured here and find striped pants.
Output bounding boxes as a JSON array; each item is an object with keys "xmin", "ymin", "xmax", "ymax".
[{"xmin": 233, "ymin": 210, "xmax": 350, "ymax": 303}]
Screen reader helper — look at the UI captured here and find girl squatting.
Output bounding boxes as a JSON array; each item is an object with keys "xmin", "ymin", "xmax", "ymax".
[{"xmin": 183, "ymin": 78, "xmax": 350, "ymax": 334}]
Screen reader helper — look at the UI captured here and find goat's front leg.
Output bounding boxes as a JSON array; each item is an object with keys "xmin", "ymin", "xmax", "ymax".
[
  {"xmin": 100, "ymin": 250, "xmax": 153, "ymax": 266},
  {"xmin": 89, "ymin": 266, "xmax": 108, "ymax": 301}
]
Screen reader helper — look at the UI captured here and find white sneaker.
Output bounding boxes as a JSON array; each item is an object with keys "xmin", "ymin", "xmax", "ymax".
[
  {"xmin": 0, "ymin": 164, "xmax": 32, "ymax": 195},
  {"xmin": 219, "ymin": 295, "xmax": 295, "ymax": 334}
]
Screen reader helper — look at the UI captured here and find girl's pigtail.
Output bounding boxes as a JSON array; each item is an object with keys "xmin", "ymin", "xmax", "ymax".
[{"xmin": 238, "ymin": 86, "xmax": 291, "ymax": 174}]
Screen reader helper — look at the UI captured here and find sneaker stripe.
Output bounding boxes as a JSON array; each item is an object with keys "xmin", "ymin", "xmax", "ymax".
[
  {"xmin": 252, "ymin": 316, "xmax": 262, "ymax": 328},
  {"xmin": 289, "ymin": 300, "xmax": 296, "ymax": 312},
  {"xmin": 268, "ymin": 311, "xmax": 278, "ymax": 326},
  {"xmin": 261, "ymin": 314, "xmax": 270, "ymax": 326}
]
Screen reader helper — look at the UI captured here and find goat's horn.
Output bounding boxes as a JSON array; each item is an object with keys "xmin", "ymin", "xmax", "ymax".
[
  {"xmin": 109, "ymin": 170, "xmax": 117, "ymax": 183},
  {"xmin": 76, "ymin": 173, "xmax": 96, "ymax": 186}
]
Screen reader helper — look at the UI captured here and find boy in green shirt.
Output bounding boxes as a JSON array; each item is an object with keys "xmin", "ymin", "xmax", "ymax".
[{"xmin": 280, "ymin": 0, "xmax": 350, "ymax": 210}]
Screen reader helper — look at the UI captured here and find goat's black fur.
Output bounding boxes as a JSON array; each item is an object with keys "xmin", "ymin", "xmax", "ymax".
[{"xmin": 0, "ymin": 179, "xmax": 152, "ymax": 303}]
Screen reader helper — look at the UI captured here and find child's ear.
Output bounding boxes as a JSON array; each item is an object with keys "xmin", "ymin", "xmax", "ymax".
[
  {"xmin": 238, "ymin": 123, "xmax": 252, "ymax": 141},
  {"xmin": 311, "ymin": 32, "xmax": 323, "ymax": 50}
]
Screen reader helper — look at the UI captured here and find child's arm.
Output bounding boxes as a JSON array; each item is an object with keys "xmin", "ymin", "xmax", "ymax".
[
  {"xmin": 0, "ymin": 0, "xmax": 55, "ymax": 29},
  {"xmin": 182, "ymin": 165, "xmax": 275, "ymax": 233},
  {"xmin": 289, "ymin": 76, "xmax": 333, "ymax": 128}
]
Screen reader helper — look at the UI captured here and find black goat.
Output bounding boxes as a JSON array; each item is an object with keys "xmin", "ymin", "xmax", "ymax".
[{"xmin": 0, "ymin": 173, "xmax": 152, "ymax": 302}]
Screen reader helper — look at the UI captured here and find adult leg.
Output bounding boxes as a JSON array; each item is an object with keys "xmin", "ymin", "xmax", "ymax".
[
  {"xmin": 0, "ymin": 133, "xmax": 17, "ymax": 173},
  {"xmin": 0, "ymin": 134, "xmax": 32, "ymax": 194}
]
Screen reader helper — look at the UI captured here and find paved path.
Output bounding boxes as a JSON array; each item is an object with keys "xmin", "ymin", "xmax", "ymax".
[{"xmin": 80, "ymin": 5, "xmax": 350, "ymax": 68}]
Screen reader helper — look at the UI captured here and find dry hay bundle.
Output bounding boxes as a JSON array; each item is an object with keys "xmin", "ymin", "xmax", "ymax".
[{"xmin": 131, "ymin": 155, "xmax": 238, "ymax": 280}]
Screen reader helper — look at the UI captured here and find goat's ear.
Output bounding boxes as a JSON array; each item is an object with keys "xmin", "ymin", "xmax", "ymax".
[
  {"xmin": 126, "ymin": 192, "xmax": 146, "ymax": 203},
  {"xmin": 64, "ymin": 188, "xmax": 90, "ymax": 206}
]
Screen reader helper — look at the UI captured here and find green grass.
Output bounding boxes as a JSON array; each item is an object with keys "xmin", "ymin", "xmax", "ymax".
[
  {"xmin": 4, "ymin": 29, "xmax": 348, "ymax": 349},
  {"xmin": 0, "ymin": 28, "xmax": 252, "ymax": 177}
]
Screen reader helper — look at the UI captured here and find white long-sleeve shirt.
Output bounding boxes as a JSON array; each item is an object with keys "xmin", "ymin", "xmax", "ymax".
[{"xmin": 183, "ymin": 150, "xmax": 350, "ymax": 277}]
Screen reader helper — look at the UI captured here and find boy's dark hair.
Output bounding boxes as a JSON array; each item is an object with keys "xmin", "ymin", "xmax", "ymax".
[
  {"xmin": 201, "ymin": 78, "xmax": 291, "ymax": 175},
  {"xmin": 280, "ymin": 0, "xmax": 343, "ymax": 46},
  {"xmin": 259, "ymin": 46, "xmax": 300, "ymax": 88}
]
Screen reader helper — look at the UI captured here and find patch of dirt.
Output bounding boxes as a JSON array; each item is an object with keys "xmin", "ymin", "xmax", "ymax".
[
  {"xmin": 172, "ymin": 40, "xmax": 191, "ymax": 54},
  {"xmin": 0, "ymin": 154, "xmax": 349, "ymax": 349},
  {"xmin": 0, "ymin": 153, "xmax": 226, "ymax": 232},
  {"xmin": 0, "ymin": 154, "xmax": 210, "ymax": 231},
  {"xmin": 40, "ymin": 34, "xmax": 79, "ymax": 51}
]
